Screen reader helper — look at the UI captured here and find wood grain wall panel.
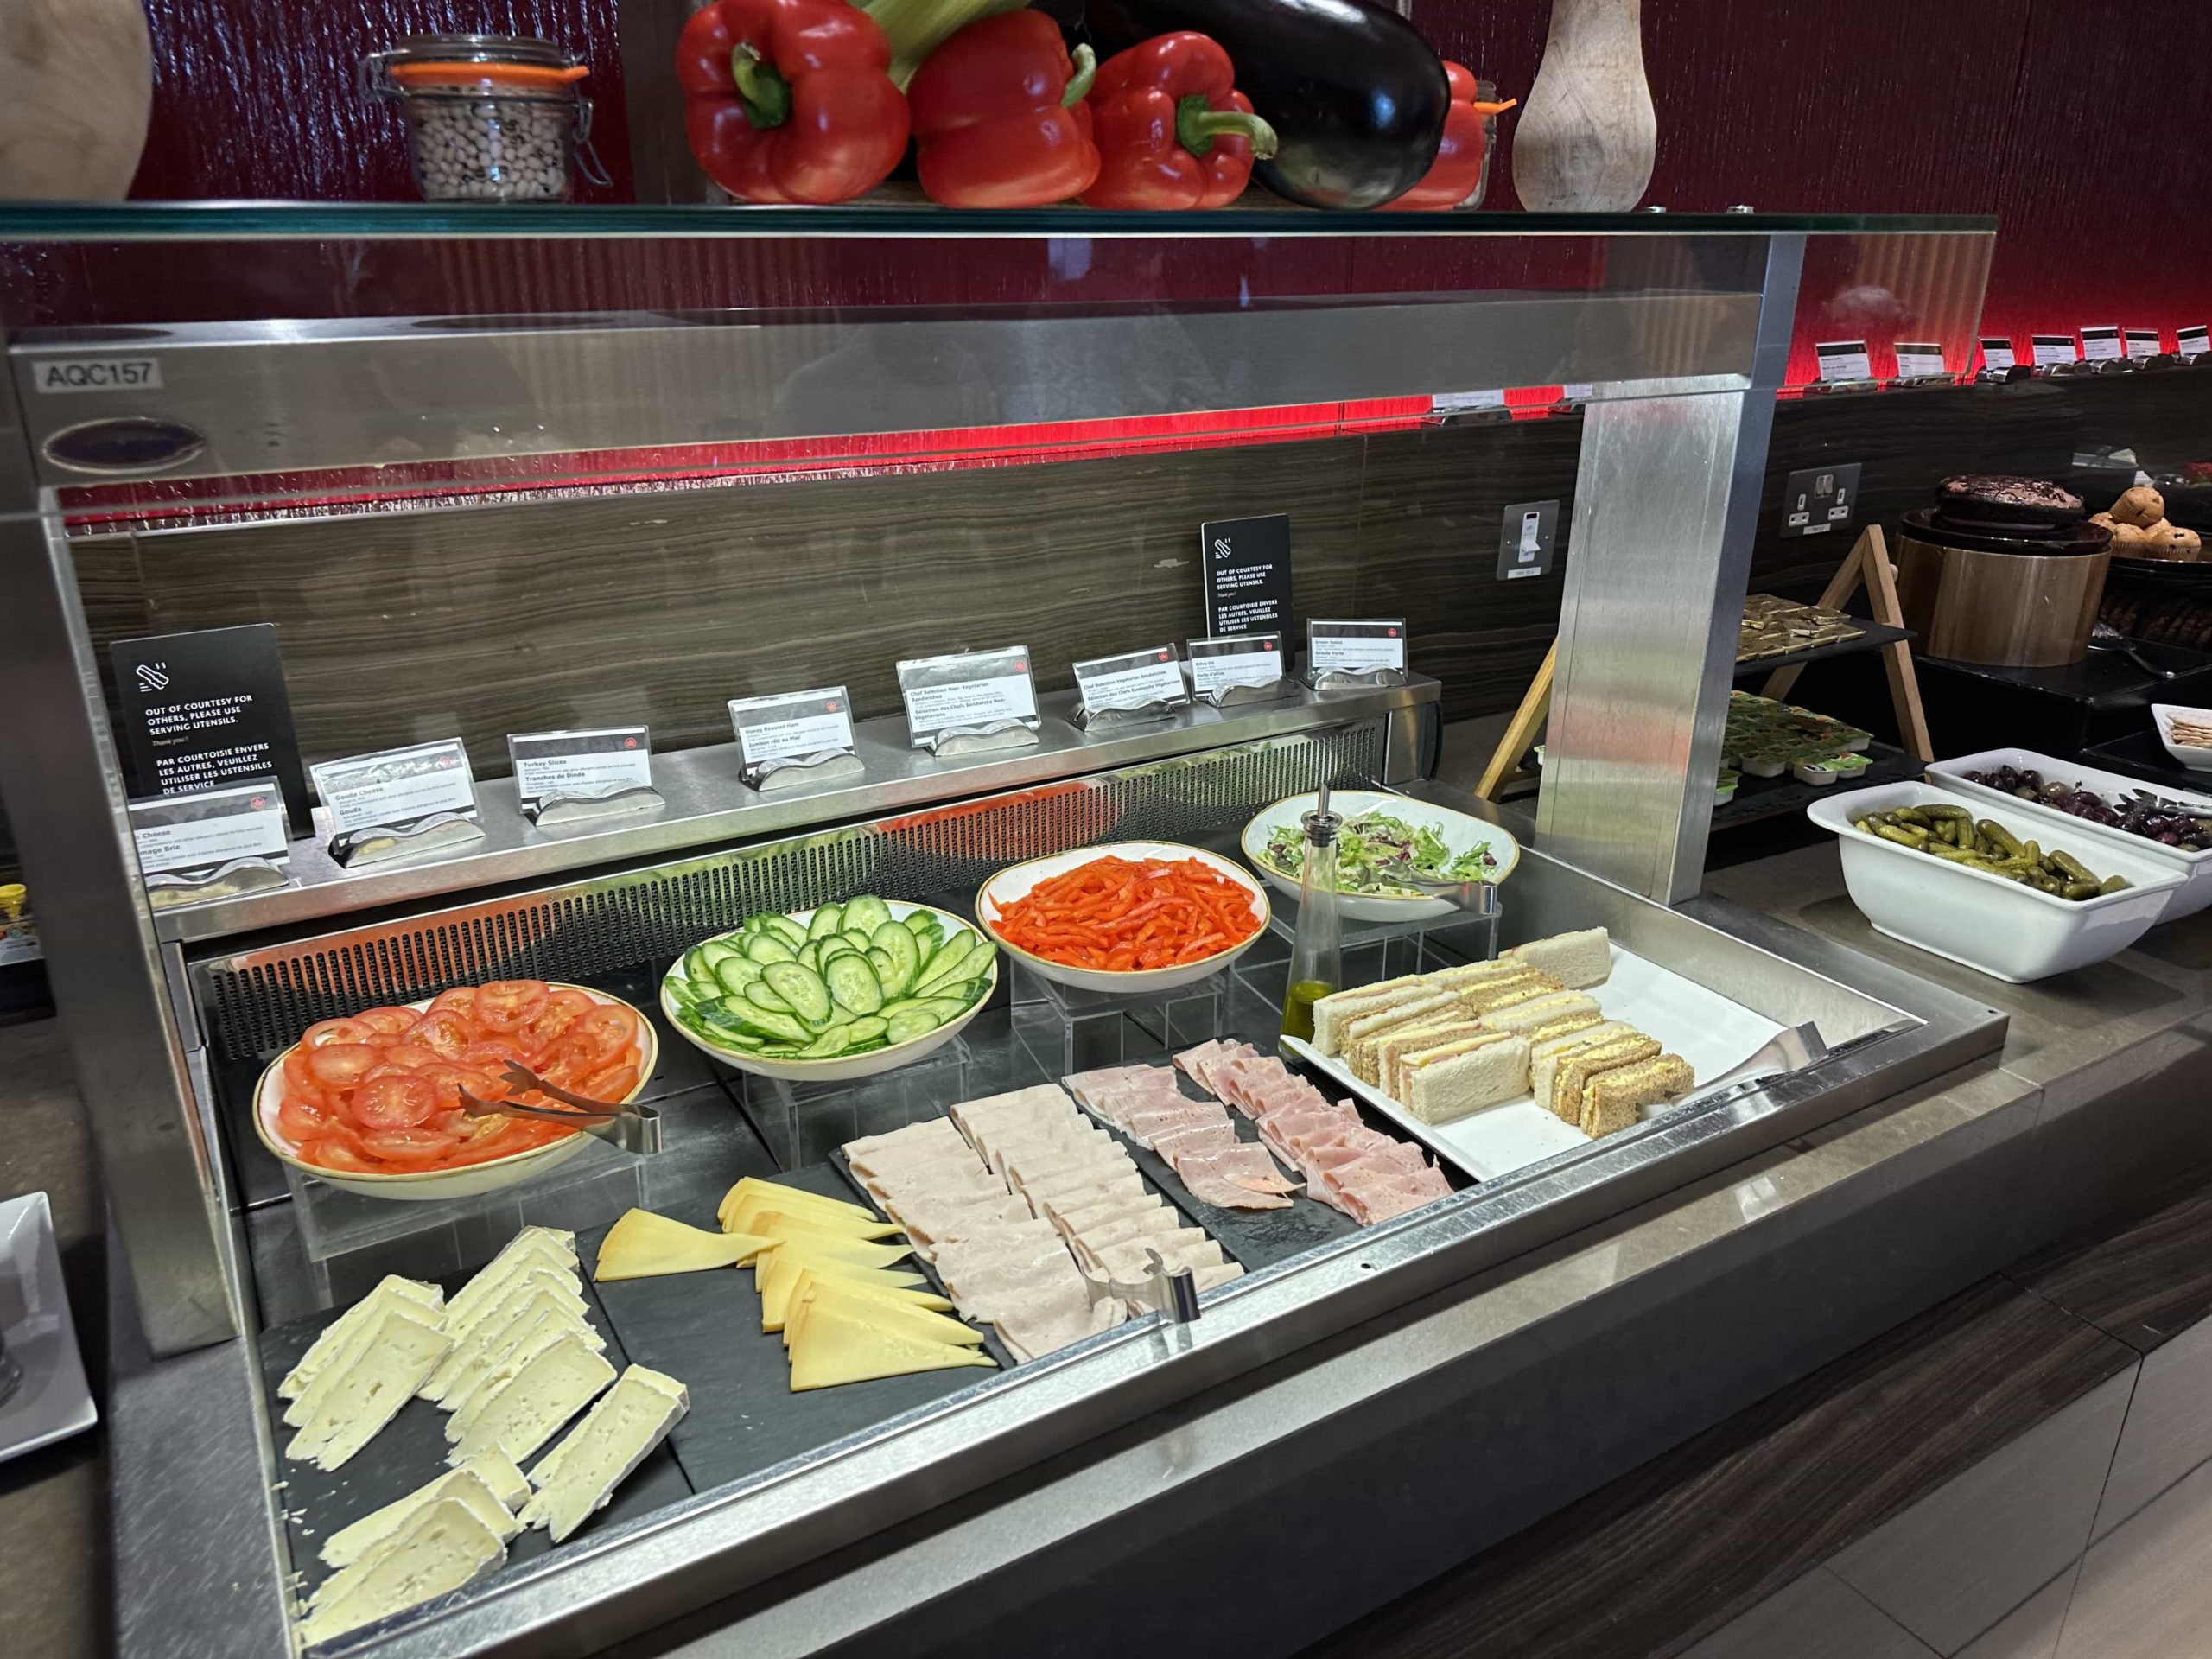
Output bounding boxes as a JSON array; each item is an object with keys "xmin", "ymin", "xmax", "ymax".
[
  {"xmin": 108, "ymin": 435, "xmax": 1370, "ymax": 769},
  {"xmin": 1355, "ymin": 421, "xmax": 1582, "ymax": 723}
]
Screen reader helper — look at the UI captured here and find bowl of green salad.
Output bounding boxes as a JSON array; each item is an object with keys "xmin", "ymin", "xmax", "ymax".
[{"xmin": 1240, "ymin": 791, "xmax": 1517, "ymax": 922}]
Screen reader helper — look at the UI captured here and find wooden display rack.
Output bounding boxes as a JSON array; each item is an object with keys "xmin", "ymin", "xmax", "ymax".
[{"xmin": 1476, "ymin": 525, "xmax": 1933, "ymax": 803}]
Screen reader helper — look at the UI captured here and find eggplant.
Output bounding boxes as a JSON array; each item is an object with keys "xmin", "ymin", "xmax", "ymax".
[{"xmin": 1083, "ymin": 0, "xmax": 1450, "ymax": 210}]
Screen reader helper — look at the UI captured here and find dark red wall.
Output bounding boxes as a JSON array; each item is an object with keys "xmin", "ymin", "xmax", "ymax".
[{"xmin": 119, "ymin": 0, "xmax": 2212, "ymax": 352}]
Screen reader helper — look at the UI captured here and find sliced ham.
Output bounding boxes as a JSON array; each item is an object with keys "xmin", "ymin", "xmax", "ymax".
[
  {"xmin": 1335, "ymin": 1165, "xmax": 1452, "ymax": 1224},
  {"xmin": 1064, "ymin": 1065, "xmax": 1170, "ymax": 1114},
  {"xmin": 1177, "ymin": 1142, "xmax": 1300, "ymax": 1198},
  {"xmin": 1174, "ymin": 1039, "xmax": 1262, "ymax": 1096},
  {"xmin": 1122, "ymin": 1101, "xmax": 1231, "ymax": 1148},
  {"xmin": 1179, "ymin": 1165, "xmax": 1293, "ymax": 1211},
  {"xmin": 1153, "ymin": 1120, "xmax": 1240, "ymax": 1165}
]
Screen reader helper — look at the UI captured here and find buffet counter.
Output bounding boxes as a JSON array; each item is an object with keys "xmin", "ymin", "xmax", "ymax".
[{"xmin": 104, "ymin": 747, "xmax": 2120, "ymax": 1659}]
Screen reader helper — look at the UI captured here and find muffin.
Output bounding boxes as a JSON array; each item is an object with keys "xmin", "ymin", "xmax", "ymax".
[
  {"xmin": 2139, "ymin": 524, "xmax": 2202, "ymax": 562},
  {"xmin": 2112, "ymin": 485, "xmax": 2167, "ymax": 528}
]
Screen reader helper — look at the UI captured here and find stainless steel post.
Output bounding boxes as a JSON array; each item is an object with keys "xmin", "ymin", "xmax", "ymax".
[
  {"xmin": 1536, "ymin": 234, "xmax": 1804, "ymax": 903},
  {"xmin": 0, "ymin": 383, "xmax": 242, "ymax": 1354}
]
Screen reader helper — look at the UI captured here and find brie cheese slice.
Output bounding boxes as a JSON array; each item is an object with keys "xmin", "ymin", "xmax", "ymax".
[
  {"xmin": 446, "ymin": 1229, "xmax": 578, "ymax": 1324},
  {"xmin": 296, "ymin": 1497, "xmax": 505, "ymax": 1647},
  {"xmin": 319, "ymin": 1461, "xmax": 520, "ymax": 1570},
  {"xmin": 286, "ymin": 1302, "xmax": 451, "ymax": 1471},
  {"xmin": 447, "ymin": 1331, "xmax": 614, "ymax": 1465},
  {"xmin": 422, "ymin": 1277, "xmax": 595, "ymax": 1405},
  {"xmin": 518, "ymin": 1365, "xmax": 689, "ymax": 1543},
  {"xmin": 279, "ymin": 1276, "xmax": 441, "ymax": 1402},
  {"xmin": 444, "ymin": 1301, "xmax": 599, "ymax": 1428}
]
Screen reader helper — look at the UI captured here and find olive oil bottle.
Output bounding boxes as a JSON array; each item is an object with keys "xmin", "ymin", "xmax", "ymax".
[{"xmin": 1281, "ymin": 790, "xmax": 1344, "ymax": 1041}]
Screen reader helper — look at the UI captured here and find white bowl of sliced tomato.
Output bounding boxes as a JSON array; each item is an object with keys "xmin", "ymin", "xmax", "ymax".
[
  {"xmin": 254, "ymin": 980, "xmax": 657, "ymax": 1200},
  {"xmin": 976, "ymin": 841, "xmax": 1271, "ymax": 995}
]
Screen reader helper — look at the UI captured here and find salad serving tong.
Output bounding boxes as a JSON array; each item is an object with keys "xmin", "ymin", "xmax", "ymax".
[{"xmin": 459, "ymin": 1061, "xmax": 664, "ymax": 1156}]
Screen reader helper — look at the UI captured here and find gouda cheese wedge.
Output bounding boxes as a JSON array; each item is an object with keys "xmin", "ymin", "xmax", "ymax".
[
  {"xmin": 715, "ymin": 1178, "xmax": 873, "ymax": 1230},
  {"xmin": 757, "ymin": 1252, "xmax": 931, "ymax": 1332},
  {"xmin": 785, "ymin": 1273, "xmax": 985, "ymax": 1353},
  {"xmin": 594, "ymin": 1211, "xmax": 772, "ymax": 1281},
  {"xmin": 787, "ymin": 1304, "xmax": 996, "ymax": 1392}
]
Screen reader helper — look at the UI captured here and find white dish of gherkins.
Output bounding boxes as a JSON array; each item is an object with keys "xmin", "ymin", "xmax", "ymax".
[{"xmin": 661, "ymin": 895, "xmax": 999, "ymax": 1081}]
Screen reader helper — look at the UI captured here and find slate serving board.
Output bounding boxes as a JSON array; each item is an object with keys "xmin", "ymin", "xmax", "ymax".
[
  {"xmin": 579, "ymin": 1163, "xmax": 1007, "ymax": 1497},
  {"xmin": 257, "ymin": 1266, "xmax": 691, "ymax": 1611}
]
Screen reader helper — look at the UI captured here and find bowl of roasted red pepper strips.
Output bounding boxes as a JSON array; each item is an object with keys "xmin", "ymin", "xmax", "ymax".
[{"xmin": 978, "ymin": 842, "xmax": 1270, "ymax": 993}]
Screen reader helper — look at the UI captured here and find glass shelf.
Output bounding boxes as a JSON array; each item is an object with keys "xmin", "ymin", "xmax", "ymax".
[{"xmin": 0, "ymin": 200, "xmax": 1998, "ymax": 244}]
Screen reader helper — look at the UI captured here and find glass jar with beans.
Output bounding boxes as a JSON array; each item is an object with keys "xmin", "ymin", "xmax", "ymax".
[{"xmin": 362, "ymin": 35, "xmax": 610, "ymax": 202}]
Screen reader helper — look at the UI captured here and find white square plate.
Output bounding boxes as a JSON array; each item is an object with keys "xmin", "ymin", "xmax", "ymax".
[
  {"xmin": 1281, "ymin": 945, "xmax": 1785, "ymax": 1180},
  {"xmin": 0, "ymin": 1192, "xmax": 97, "ymax": 1463}
]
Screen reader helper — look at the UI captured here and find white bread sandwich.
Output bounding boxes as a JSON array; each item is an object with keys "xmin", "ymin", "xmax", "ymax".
[
  {"xmin": 1402, "ymin": 1033, "xmax": 1531, "ymax": 1125},
  {"xmin": 1506, "ymin": 928, "xmax": 1611, "ymax": 990}
]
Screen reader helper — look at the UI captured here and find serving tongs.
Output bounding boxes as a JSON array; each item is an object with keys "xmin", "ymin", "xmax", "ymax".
[
  {"xmin": 1370, "ymin": 856, "xmax": 1503, "ymax": 921},
  {"xmin": 458, "ymin": 1062, "xmax": 664, "ymax": 1155},
  {"xmin": 1684, "ymin": 1020, "xmax": 1829, "ymax": 1111}
]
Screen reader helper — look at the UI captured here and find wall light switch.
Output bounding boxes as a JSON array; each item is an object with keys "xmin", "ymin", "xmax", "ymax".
[{"xmin": 1497, "ymin": 499, "xmax": 1560, "ymax": 581}]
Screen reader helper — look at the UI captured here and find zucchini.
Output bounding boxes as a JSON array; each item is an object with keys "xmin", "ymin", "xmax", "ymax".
[
  {"xmin": 762, "ymin": 961, "xmax": 833, "ymax": 1024},
  {"xmin": 764, "ymin": 915, "xmax": 809, "ymax": 950},
  {"xmin": 823, "ymin": 952, "xmax": 884, "ymax": 1016},
  {"xmin": 912, "ymin": 931, "xmax": 976, "ymax": 990},
  {"xmin": 806, "ymin": 904, "xmax": 843, "ymax": 940},
  {"xmin": 884, "ymin": 1007, "xmax": 938, "ymax": 1046},
  {"xmin": 744, "ymin": 932, "xmax": 797, "ymax": 965},
  {"xmin": 871, "ymin": 921, "xmax": 920, "ymax": 995}
]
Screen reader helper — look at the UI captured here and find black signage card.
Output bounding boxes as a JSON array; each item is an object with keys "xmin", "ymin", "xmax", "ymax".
[
  {"xmin": 1199, "ymin": 514, "xmax": 1294, "ymax": 639},
  {"xmin": 110, "ymin": 624, "xmax": 311, "ymax": 836}
]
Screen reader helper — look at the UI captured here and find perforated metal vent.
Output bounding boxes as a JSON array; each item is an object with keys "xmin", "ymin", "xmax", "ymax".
[{"xmin": 199, "ymin": 728, "xmax": 1381, "ymax": 1058}]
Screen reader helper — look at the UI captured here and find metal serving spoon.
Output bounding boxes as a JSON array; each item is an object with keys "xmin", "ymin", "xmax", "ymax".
[{"xmin": 2088, "ymin": 621, "xmax": 2179, "ymax": 681}]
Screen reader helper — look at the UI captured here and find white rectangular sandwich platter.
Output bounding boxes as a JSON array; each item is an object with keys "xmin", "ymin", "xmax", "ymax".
[{"xmin": 1281, "ymin": 945, "xmax": 1785, "ymax": 1180}]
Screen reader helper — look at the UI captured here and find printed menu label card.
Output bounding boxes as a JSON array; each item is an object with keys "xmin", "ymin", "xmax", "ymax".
[
  {"xmin": 2031, "ymin": 334, "xmax": 2078, "ymax": 365},
  {"xmin": 310, "ymin": 740, "xmax": 479, "ymax": 834},
  {"xmin": 897, "ymin": 647, "xmax": 1039, "ymax": 750},
  {"xmin": 2125, "ymin": 330, "xmax": 2162, "ymax": 359},
  {"xmin": 1814, "ymin": 340, "xmax": 1873, "ymax": 383},
  {"xmin": 1187, "ymin": 633, "xmax": 1285, "ymax": 696},
  {"xmin": 109, "ymin": 623, "xmax": 310, "ymax": 836},
  {"xmin": 729, "ymin": 688, "xmax": 858, "ymax": 772},
  {"xmin": 1893, "ymin": 341, "xmax": 1948, "ymax": 378},
  {"xmin": 1980, "ymin": 337, "xmax": 2017, "ymax": 370},
  {"xmin": 506, "ymin": 728, "xmax": 652, "ymax": 810},
  {"xmin": 2180, "ymin": 326, "xmax": 2210, "ymax": 356},
  {"xmin": 2079, "ymin": 325, "xmax": 2123, "ymax": 361},
  {"xmin": 1199, "ymin": 514, "xmax": 1294, "ymax": 639},
  {"xmin": 1072, "ymin": 646, "xmax": 1187, "ymax": 718},
  {"xmin": 1308, "ymin": 620, "xmax": 1407, "ymax": 677},
  {"xmin": 128, "ymin": 778, "xmax": 289, "ymax": 878}
]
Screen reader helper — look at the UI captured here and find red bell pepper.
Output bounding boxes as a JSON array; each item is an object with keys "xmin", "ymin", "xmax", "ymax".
[
  {"xmin": 907, "ymin": 10, "xmax": 1101, "ymax": 208},
  {"xmin": 1389, "ymin": 62, "xmax": 1515, "ymax": 212},
  {"xmin": 676, "ymin": 0, "xmax": 909, "ymax": 205},
  {"xmin": 1078, "ymin": 33, "xmax": 1276, "ymax": 211}
]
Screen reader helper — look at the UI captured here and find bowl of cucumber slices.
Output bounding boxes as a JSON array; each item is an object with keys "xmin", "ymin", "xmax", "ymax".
[{"xmin": 660, "ymin": 894, "xmax": 999, "ymax": 1081}]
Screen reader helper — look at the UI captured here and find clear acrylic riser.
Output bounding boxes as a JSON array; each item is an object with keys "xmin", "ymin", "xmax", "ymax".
[{"xmin": 282, "ymin": 1134, "xmax": 645, "ymax": 1306}]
